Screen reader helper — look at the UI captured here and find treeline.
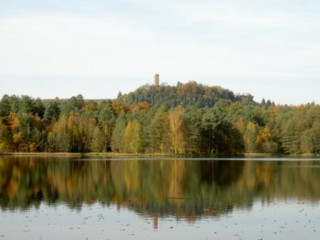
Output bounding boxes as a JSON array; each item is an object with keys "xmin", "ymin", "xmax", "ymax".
[{"xmin": 0, "ymin": 81, "xmax": 320, "ymax": 155}]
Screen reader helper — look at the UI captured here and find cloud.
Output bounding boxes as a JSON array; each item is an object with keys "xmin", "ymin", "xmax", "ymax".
[
  {"xmin": 1, "ymin": 0, "xmax": 320, "ymax": 103},
  {"xmin": 0, "ymin": 13, "xmax": 159, "ymax": 76},
  {"xmin": 124, "ymin": 0, "xmax": 320, "ymax": 28},
  {"xmin": 1, "ymin": 6, "xmax": 320, "ymax": 81}
]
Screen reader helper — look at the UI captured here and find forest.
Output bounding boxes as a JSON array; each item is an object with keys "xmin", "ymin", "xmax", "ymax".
[{"xmin": 0, "ymin": 81, "xmax": 320, "ymax": 155}]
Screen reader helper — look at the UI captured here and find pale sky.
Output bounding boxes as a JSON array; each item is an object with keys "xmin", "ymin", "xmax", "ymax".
[{"xmin": 1, "ymin": 0, "xmax": 320, "ymax": 104}]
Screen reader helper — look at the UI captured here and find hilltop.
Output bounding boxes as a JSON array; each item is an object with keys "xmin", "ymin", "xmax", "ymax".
[{"xmin": 118, "ymin": 81, "xmax": 255, "ymax": 108}]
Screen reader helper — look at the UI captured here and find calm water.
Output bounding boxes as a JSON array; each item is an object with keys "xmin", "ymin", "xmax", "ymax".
[{"xmin": 1, "ymin": 157, "xmax": 320, "ymax": 240}]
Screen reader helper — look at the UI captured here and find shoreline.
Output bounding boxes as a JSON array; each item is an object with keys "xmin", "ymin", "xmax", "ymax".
[
  {"xmin": 0, "ymin": 152, "xmax": 83, "ymax": 158},
  {"xmin": 0, "ymin": 152, "xmax": 319, "ymax": 159},
  {"xmin": 0, "ymin": 152, "xmax": 177, "ymax": 158}
]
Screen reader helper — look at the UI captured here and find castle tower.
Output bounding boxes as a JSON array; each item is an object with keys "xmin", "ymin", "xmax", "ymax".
[{"xmin": 154, "ymin": 74, "xmax": 160, "ymax": 86}]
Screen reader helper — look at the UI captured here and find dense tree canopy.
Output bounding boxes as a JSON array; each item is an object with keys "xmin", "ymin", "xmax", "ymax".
[
  {"xmin": 0, "ymin": 82, "xmax": 319, "ymax": 155},
  {"xmin": 118, "ymin": 81, "xmax": 251, "ymax": 108}
]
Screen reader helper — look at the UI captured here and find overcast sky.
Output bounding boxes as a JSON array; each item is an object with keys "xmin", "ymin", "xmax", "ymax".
[{"xmin": 1, "ymin": 0, "xmax": 320, "ymax": 104}]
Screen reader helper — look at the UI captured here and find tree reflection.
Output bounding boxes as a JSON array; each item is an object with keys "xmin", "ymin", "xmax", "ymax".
[
  {"xmin": 0, "ymin": 157, "xmax": 320, "ymax": 221},
  {"xmin": 198, "ymin": 160, "xmax": 244, "ymax": 187}
]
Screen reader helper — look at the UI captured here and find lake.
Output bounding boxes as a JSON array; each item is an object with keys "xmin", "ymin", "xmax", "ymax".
[{"xmin": 0, "ymin": 156, "xmax": 320, "ymax": 240}]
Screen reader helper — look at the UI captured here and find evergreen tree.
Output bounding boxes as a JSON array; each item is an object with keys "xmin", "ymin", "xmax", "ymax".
[
  {"xmin": 146, "ymin": 105, "xmax": 169, "ymax": 153},
  {"xmin": 43, "ymin": 100, "xmax": 60, "ymax": 126},
  {"xmin": 0, "ymin": 95, "xmax": 11, "ymax": 117}
]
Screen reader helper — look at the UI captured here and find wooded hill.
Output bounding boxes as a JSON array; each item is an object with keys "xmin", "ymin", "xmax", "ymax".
[
  {"xmin": 0, "ymin": 81, "xmax": 319, "ymax": 155},
  {"xmin": 118, "ymin": 81, "xmax": 255, "ymax": 107}
]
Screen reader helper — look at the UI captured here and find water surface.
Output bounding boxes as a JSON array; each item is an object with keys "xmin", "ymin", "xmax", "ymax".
[{"xmin": 0, "ymin": 157, "xmax": 320, "ymax": 239}]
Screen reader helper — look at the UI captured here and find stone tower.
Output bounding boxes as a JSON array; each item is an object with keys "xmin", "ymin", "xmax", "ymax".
[{"xmin": 154, "ymin": 74, "xmax": 160, "ymax": 86}]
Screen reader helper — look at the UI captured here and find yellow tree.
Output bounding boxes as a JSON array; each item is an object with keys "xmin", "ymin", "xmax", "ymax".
[
  {"xmin": 5, "ymin": 113, "xmax": 21, "ymax": 151},
  {"xmin": 256, "ymin": 126, "xmax": 277, "ymax": 153},
  {"xmin": 168, "ymin": 106, "xmax": 186, "ymax": 154},
  {"xmin": 132, "ymin": 102, "xmax": 151, "ymax": 114},
  {"xmin": 90, "ymin": 126, "xmax": 105, "ymax": 152},
  {"xmin": 124, "ymin": 120, "xmax": 142, "ymax": 153},
  {"xmin": 7, "ymin": 112, "xmax": 21, "ymax": 130},
  {"xmin": 244, "ymin": 121, "xmax": 258, "ymax": 153},
  {"xmin": 112, "ymin": 101, "xmax": 126, "ymax": 116},
  {"xmin": 47, "ymin": 115, "xmax": 71, "ymax": 152}
]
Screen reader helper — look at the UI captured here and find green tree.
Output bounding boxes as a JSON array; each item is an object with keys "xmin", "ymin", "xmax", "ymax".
[
  {"xmin": 0, "ymin": 95, "xmax": 11, "ymax": 117},
  {"xmin": 60, "ymin": 95, "xmax": 84, "ymax": 115},
  {"xmin": 47, "ymin": 131, "xmax": 71, "ymax": 152},
  {"xmin": 98, "ymin": 101, "xmax": 117, "ymax": 151},
  {"xmin": 43, "ymin": 100, "xmax": 60, "ymax": 126},
  {"xmin": 202, "ymin": 102, "xmax": 244, "ymax": 155},
  {"xmin": 183, "ymin": 107, "xmax": 203, "ymax": 154},
  {"xmin": 281, "ymin": 117, "xmax": 301, "ymax": 154},
  {"xmin": 146, "ymin": 105, "xmax": 169, "ymax": 153}
]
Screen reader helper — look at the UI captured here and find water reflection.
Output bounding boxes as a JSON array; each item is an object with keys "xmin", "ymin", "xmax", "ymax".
[{"xmin": 1, "ymin": 157, "xmax": 320, "ymax": 221}]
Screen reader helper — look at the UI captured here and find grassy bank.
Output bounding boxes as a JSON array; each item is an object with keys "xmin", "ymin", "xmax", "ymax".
[
  {"xmin": 0, "ymin": 152, "xmax": 177, "ymax": 159},
  {"xmin": 244, "ymin": 152, "xmax": 320, "ymax": 158},
  {"xmin": 83, "ymin": 152, "xmax": 180, "ymax": 159},
  {"xmin": 1, "ymin": 152, "xmax": 319, "ymax": 159},
  {"xmin": 0, "ymin": 152, "xmax": 83, "ymax": 158}
]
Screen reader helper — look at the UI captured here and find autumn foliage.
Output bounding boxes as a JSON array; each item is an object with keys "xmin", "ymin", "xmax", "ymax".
[{"xmin": 1, "ymin": 82, "xmax": 320, "ymax": 155}]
